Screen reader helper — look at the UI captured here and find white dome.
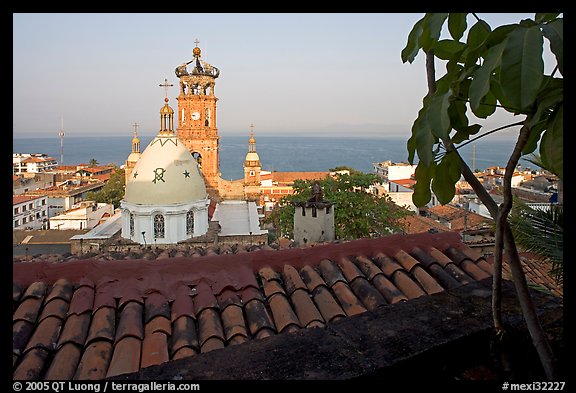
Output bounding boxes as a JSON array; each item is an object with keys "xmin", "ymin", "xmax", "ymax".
[
  {"xmin": 245, "ymin": 152, "xmax": 260, "ymax": 162},
  {"xmin": 124, "ymin": 133, "xmax": 207, "ymax": 204}
]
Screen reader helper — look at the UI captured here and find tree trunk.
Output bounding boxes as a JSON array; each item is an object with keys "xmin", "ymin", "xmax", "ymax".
[{"xmin": 423, "ymin": 50, "xmax": 558, "ymax": 379}]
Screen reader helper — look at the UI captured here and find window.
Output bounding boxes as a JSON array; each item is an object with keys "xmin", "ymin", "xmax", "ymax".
[
  {"xmin": 22, "ymin": 205, "xmax": 27, "ymax": 212},
  {"xmin": 29, "ymin": 203, "xmax": 33, "ymax": 209},
  {"xmin": 153, "ymin": 214, "xmax": 165, "ymax": 239},
  {"xmin": 302, "ymin": 207, "xmax": 306, "ymax": 216},
  {"xmin": 326, "ymin": 206, "xmax": 331, "ymax": 214},
  {"xmin": 23, "ymin": 217, "xmax": 27, "ymax": 224},
  {"xmin": 14, "ymin": 207, "xmax": 19, "ymax": 214},
  {"xmin": 249, "ymin": 170, "xmax": 256, "ymax": 177},
  {"xmin": 14, "ymin": 220, "xmax": 19, "ymax": 228},
  {"xmin": 312, "ymin": 206, "xmax": 317, "ymax": 218},
  {"xmin": 186, "ymin": 210, "xmax": 194, "ymax": 235},
  {"xmin": 42, "ymin": 199, "xmax": 46, "ymax": 205},
  {"xmin": 129, "ymin": 213, "xmax": 134, "ymax": 237}
]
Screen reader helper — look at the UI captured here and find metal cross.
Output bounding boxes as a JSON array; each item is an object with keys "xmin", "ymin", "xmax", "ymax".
[
  {"xmin": 132, "ymin": 122, "xmax": 139, "ymax": 134},
  {"xmin": 250, "ymin": 123, "xmax": 255, "ymax": 133},
  {"xmin": 159, "ymin": 78, "xmax": 173, "ymax": 101},
  {"xmin": 194, "ymin": 38, "xmax": 200, "ymax": 47}
]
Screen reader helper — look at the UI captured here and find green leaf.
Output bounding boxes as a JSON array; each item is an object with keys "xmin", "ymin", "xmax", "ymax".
[
  {"xmin": 519, "ymin": 18, "xmax": 539, "ymax": 28},
  {"xmin": 491, "ymin": 74, "xmax": 519, "ymax": 113},
  {"xmin": 448, "ymin": 13, "xmax": 467, "ymax": 41},
  {"xmin": 427, "ymin": 90, "xmax": 452, "ymax": 140},
  {"xmin": 402, "ymin": 18, "xmax": 425, "ymax": 63},
  {"xmin": 412, "ymin": 162, "xmax": 435, "ymax": 207},
  {"xmin": 432, "ymin": 151, "xmax": 461, "ymax": 205},
  {"xmin": 486, "ymin": 24, "xmax": 517, "ymax": 47},
  {"xmin": 448, "ymin": 99, "xmax": 468, "ymax": 131},
  {"xmin": 452, "ymin": 124, "xmax": 482, "ymax": 144},
  {"xmin": 434, "ymin": 39, "xmax": 467, "ymax": 61},
  {"xmin": 528, "ymin": 76, "xmax": 563, "ymax": 129},
  {"xmin": 469, "ymin": 40, "xmax": 506, "ymax": 112},
  {"xmin": 419, "ymin": 13, "xmax": 448, "ymax": 52},
  {"xmin": 411, "ymin": 107, "xmax": 437, "ymax": 167},
  {"xmin": 467, "ymin": 19, "xmax": 492, "ymax": 49},
  {"xmin": 542, "ymin": 19, "xmax": 563, "ymax": 76},
  {"xmin": 473, "ymin": 89, "xmax": 497, "ymax": 118},
  {"xmin": 500, "ymin": 25, "xmax": 544, "ymax": 111},
  {"xmin": 522, "ymin": 118, "xmax": 547, "ymax": 155},
  {"xmin": 540, "ymin": 104, "xmax": 563, "ymax": 179},
  {"xmin": 535, "ymin": 13, "xmax": 560, "ymax": 23}
]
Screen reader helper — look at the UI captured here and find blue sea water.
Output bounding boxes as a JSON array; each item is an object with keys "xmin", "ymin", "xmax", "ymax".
[{"xmin": 13, "ymin": 134, "xmax": 522, "ymax": 180}]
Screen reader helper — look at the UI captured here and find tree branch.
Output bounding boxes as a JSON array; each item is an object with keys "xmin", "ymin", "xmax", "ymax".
[{"xmin": 456, "ymin": 121, "xmax": 525, "ymax": 150}]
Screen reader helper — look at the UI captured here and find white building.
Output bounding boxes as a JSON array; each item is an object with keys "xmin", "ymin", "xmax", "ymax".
[
  {"xmin": 49, "ymin": 201, "xmax": 114, "ymax": 230},
  {"xmin": 13, "ymin": 195, "xmax": 49, "ymax": 229},
  {"xmin": 212, "ymin": 200, "xmax": 267, "ymax": 239},
  {"xmin": 373, "ymin": 160, "xmax": 418, "ymax": 192},
  {"xmin": 13, "ymin": 153, "xmax": 58, "ymax": 174},
  {"xmin": 120, "ymin": 97, "xmax": 210, "ymax": 245}
]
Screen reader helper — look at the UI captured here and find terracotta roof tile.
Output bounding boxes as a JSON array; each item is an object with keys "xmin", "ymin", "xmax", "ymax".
[
  {"xmin": 267, "ymin": 293, "xmax": 301, "ymax": 333},
  {"xmin": 240, "ymin": 286, "xmax": 264, "ymax": 304},
  {"xmin": 171, "ymin": 285, "xmax": 195, "ymax": 322},
  {"xmin": 319, "ymin": 259, "xmax": 347, "ymax": 287},
  {"xmin": 93, "ymin": 281, "xmax": 118, "ymax": 310},
  {"xmin": 217, "ymin": 288, "xmax": 243, "ymax": 309},
  {"xmin": 391, "ymin": 270, "xmax": 427, "ymax": 300},
  {"xmin": 221, "ymin": 304, "xmax": 249, "ymax": 342},
  {"xmin": 198, "ymin": 308, "xmax": 225, "ymax": 348},
  {"xmin": 348, "ymin": 276, "xmax": 388, "ymax": 311},
  {"xmin": 428, "ymin": 248, "xmax": 454, "ymax": 267},
  {"xmin": 68, "ymin": 284, "xmax": 95, "ymax": 315},
  {"xmin": 288, "ymin": 289, "xmax": 325, "ymax": 328},
  {"xmin": 394, "ymin": 250, "xmax": 420, "ymax": 272},
  {"xmin": 172, "ymin": 347, "xmax": 196, "ymax": 360},
  {"xmin": 145, "ymin": 292, "xmax": 170, "ymax": 323},
  {"xmin": 200, "ymin": 337, "xmax": 225, "ymax": 353},
  {"xmin": 193, "ymin": 281, "xmax": 219, "ymax": 314},
  {"xmin": 117, "ymin": 278, "xmax": 144, "ymax": 309},
  {"xmin": 410, "ymin": 247, "xmax": 462, "ymax": 290},
  {"xmin": 335, "ymin": 256, "xmax": 365, "ymax": 283},
  {"xmin": 445, "ymin": 248, "xmax": 491, "ymax": 280},
  {"xmin": 57, "ymin": 312, "xmax": 91, "ymax": 347},
  {"xmin": 245, "ymin": 299, "xmax": 276, "ymax": 336},
  {"xmin": 354, "ymin": 256, "xmax": 407, "ymax": 304},
  {"xmin": 114, "ymin": 301, "xmax": 144, "ymax": 343},
  {"xmin": 14, "ymin": 297, "xmax": 44, "ymax": 324},
  {"xmin": 411, "ymin": 267, "xmax": 445, "ymax": 295},
  {"xmin": 86, "ymin": 306, "xmax": 116, "ymax": 344},
  {"xmin": 45, "ymin": 279, "xmax": 74, "ymax": 303},
  {"xmin": 106, "ymin": 336, "xmax": 142, "ymax": 378},
  {"xmin": 141, "ymin": 331, "xmax": 169, "ymax": 369},
  {"xmin": 39, "ymin": 298, "xmax": 69, "ymax": 322},
  {"xmin": 74, "ymin": 341, "xmax": 113, "ymax": 380},
  {"xmin": 13, "ymin": 320, "xmax": 35, "ymax": 356},
  {"xmin": 282, "ymin": 265, "xmax": 308, "ymax": 295},
  {"xmin": 24, "ymin": 316, "xmax": 63, "ymax": 353},
  {"xmin": 13, "ymin": 348, "xmax": 50, "ymax": 380},
  {"xmin": 308, "ymin": 285, "xmax": 346, "ymax": 323},
  {"xmin": 170, "ymin": 316, "xmax": 199, "ymax": 356},
  {"xmin": 331, "ymin": 281, "xmax": 367, "ymax": 316},
  {"xmin": 44, "ymin": 343, "xmax": 82, "ymax": 380},
  {"xmin": 13, "ymin": 282, "xmax": 24, "ymax": 307},
  {"xmin": 300, "ymin": 265, "xmax": 328, "ymax": 292},
  {"xmin": 372, "ymin": 253, "xmax": 404, "ymax": 277},
  {"xmin": 261, "ymin": 278, "xmax": 285, "ymax": 298}
]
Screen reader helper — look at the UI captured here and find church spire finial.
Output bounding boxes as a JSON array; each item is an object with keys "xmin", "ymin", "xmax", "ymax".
[{"xmin": 159, "ymin": 78, "xmax": 173, "ymax": 103}]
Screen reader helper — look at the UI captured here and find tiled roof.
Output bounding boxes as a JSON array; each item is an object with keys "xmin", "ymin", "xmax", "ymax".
[
  {"xmin": 428, "ymin": 204, "xmax": 493, "ymax": 232},
  {"xmin": 12, "ymin": 231, "xmax": 494, "ymax": 380},
  {"xmin": 399, "ymin": 214, "xmax": 450, "ymax": 234},
  {"xmin": 270, "ymin": 171, "xmax": 331, "ymax": 184},
  {"xmin": 13, "ymin": 195, "xmax": 44, "ymax": 205}
]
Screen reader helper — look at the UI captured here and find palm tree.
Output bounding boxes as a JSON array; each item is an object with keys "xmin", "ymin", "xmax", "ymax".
[{"xmin": 89, "ymin": 158, "xmax": 99, "ymax": 167}]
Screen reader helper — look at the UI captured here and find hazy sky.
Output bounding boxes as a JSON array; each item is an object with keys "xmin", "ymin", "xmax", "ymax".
[{"xmin": 13, "ymin": 13, "xmax": 555, "ymax": 138}]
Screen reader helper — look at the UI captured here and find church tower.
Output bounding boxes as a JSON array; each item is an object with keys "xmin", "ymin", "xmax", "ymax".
[
  {"xmin": 124, "ymin": 122, "xmax": 142, "ymax": 185},
  {"xmin": 243, "ymin": 124, "xmax": 262, "ymax": 201},
  {"xmin": 174, "ymin": 40, "xmax": 221, "ymax": 195}
]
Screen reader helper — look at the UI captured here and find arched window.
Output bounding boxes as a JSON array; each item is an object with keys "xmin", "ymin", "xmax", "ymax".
[
  {"xmin": 181, "ymin": 109, "xmax": 185, "ymax": 124},
  {"xmin": 205, "ymin": 108, "xmax": 210, "ymax": 127},
  {"xmin": 186, "ymin": 210, "xmax": 194, "ymax": 236},
  {"xmin": 153, "ymin": 214, "xmax": 165, "ymax": 239},
  {"xmin": 129, "ymin": 212, "xmax": 134, "ymax": 237}
]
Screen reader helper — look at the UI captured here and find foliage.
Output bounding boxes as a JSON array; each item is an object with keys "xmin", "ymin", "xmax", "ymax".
[
  {"xmin": 89, "ymin": 158, "xmax": 99, "ymax": 167},
  {"xmin": 509, "ymin": 199, "xmax": 563, "ymax": 284},
  {"xmin": 86, "ymin": 167, "xmax": 125, "ymax": 208},
  {"xmin": 328, "ymin": 165, "xmax": 363, "ymax": 175},
  {"xmin": 401, "ymin": 13, "xmax": 563, "ymax": 207},
  {"xmin": 266, "ymin": 172, "xmax": 410, "ymax": 240}
]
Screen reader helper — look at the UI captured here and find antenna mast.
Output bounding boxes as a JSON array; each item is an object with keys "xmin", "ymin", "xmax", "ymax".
[{"xmin": 58, "ymin": 116, "xmax": 65, "ymax": 165}]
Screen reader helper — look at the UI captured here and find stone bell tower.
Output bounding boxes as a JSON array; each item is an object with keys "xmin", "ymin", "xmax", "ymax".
[{"xmin": 175, "ymin": 40, "xmax": 221, "ymax": 194}]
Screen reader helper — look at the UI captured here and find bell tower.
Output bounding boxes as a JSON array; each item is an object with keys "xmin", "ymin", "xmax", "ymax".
[{"xmin": 175, "ymin": 40, "xmax": 221, "ymax": 193}]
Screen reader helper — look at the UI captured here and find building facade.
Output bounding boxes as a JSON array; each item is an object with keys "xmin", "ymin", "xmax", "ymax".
[{"xmin": 13, "ymin": 195, "xmax": 48, "ymax": 229}]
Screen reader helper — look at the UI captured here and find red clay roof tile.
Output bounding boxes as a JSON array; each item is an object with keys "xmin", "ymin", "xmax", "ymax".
[
  {"xmin": 349, "ymin": 277, "xmax": 388, "ymax": 311},
  {"xmin": 14, "ymin": 282, "xmax": 23, "ymax": 305},
  {"xmin": 141, "ymin": 331, "xmax": 169, "ymax": 369},
  {"xmin": 372, "ymin": 253, "xmax": 404, "ymax": 277},
  {"xmin": 258, "ymin": 266, "xmax": 281, "ymax": 282},
  {"xmin": 170, "ymin": 315, "xmax": 199, "ymax": 356},
  {"xmin": 460, "ymin": 260, "xmax": 491, "ymax": 280},
  {"xmin": 289, "ymin": 288, "xmax": 325, "ymax": 328},
  {"xmin": 39, "ymin": 298, "xmax": 69, "ymax": 322},
  {"xmin": 200, "ymin": 337, "xmax": 225, "ymax": 353},
  {"xmin": 254, "ymin": 328, "xmax": 275, "ymax": 340},
  {"xmin": 245, "ymin": 299, "xmax": 276, "ymax": 336},
  {"xmin": 268, "ymin": 293, "xmax": 301, "ymax": 332},
  {"xmin": 198, "ymin": 308, "xmax": 225, "ymax": 347},
  {"xmin": 370, "ymin": 274, "xmax": 407, "ymax": 304},
  {"xmin": 228, "ymin": 335, "xmax": 249, "ymax": 346},
  {"xmin": 217, "ymin": 288, "xmax": 243, "ymax": 309},
  {"xmin": 172, "ymin": 346, "xmax": 196, "ymax": 360},
  {"xmin": 318, "ymin": 259, "xmax": 347, "ymax": 287},
  {"xmin": 114, "ymin": 301, "xmax": 144, "ymax": 343},
  {"xmin": 146, "ymin": 315, "xmax": 172, "ymax": 336},
  {"xmin": 354, "ymin": 255, "xmax": 385, "ymax": 281},
  {"xmin": 13, "ymin": 320, "xmax": 34, "ymax": 356},
  {"xmin": 411, "ymin": 267, "xmax": 445, "ymax": 295},
  {"xmin": 171, "ymin": 285, "xmax": 195, "ymax": 322},
  {"xmin": 74, "ymin": 340, "xmax": 113, "ymax": 380},
  {"xmin": 444, "ymin": 264, "xmax": 474, "ymax": 285},
  {"xmin": 24, "ymin": 316, "xmax": 63, "ymax": 353},
  {"xmin": 261, "ymin": 279, "xmax": 285, "ymax": 298},
  {"xmin": 300, "ymin": 265, "xmax": 328, "ymax": 292},
  {"xmin": 282, "ymin": 265, "xmax": 308, "ymax": 295},
  {"xmin": 391, "ymin": 271, "xmax": 427, "ymax": 299},
  {"xmin": 240, "ymin": 286, "xmax": 264, "ymax": 304},
  {"xmin": 331, "ymin": 281, "xmax": 367, "ymax": 316},
  {"xmin": 428, "ymin": 248, "xmax": 454, "ymax": 267},
  {"xmin": 335, "ymin": 256, "xmax": 364, "ymax": 283},
  {"xmin": 44, "ymin": 279, "xmax": 74, "ymax": 303},
  {"xmin": 106, "ymin": 336, "xmax": 142, "ymax": 378},
  {"xmin": 57, "ymin": 313, "xmax": 91, "ymax": 347},
  {"xmin": 14, "ymin": 297, "xmax": 43, "ymax": 324},
  {"xmin": 220, "ymin": 304, "xmax": 249, "ymax": 342},
  {"xmin": 93, "ymin": 281, "xmax": 118, "ymax": 310},
  {"xmin": 22, "ymin": 282, "xmax": 48, "ymax": 300},
  {"xmin": 86, "ymin": 306, "xmax": 116, "ymax": 344},
  {"xmin": 193, "ymin": 281, "xmax": 219, "ymax": 314},
  {"xmin": 44, "ymin": 342, "xmax": 81, "ymax": 380},
  {"xmin": 68, "ymin": 285, "xmax": 95, "ymax": 315},
  {"xmin": 13, "ymin": 347, "xmax": 50, "ymax": 380},
  {"xmin": 117, "ymin": 278, "xmax": 144, "ymax": 309},
  {"xmin": 145, "ymin": 292, "xmax": 170, "ymax": 323},
  {"xmin": 309, "ymin": 286, "xmax": 346, "ymax": 322},
  {"xmin": 394, "ymin": 250, "xmax": 420, "ymax": 272}
]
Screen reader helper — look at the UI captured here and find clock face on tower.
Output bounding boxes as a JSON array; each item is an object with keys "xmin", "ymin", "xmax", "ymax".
[{"xmin": 191, "ymin": 111, "xmax": 200, "ymax": 121}]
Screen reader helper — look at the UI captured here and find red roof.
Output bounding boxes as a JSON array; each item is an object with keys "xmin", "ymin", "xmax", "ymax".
[
  {"xmin": 270, "ymin": 171, "xmax": 331, "ymax": 184},
  {"xmin": 12, "ymin": 231, "xmax": 495, "ymax": 380},
  {"xmin": 13, "ymin": 195, "xmax": 44, "ymax": 205}
]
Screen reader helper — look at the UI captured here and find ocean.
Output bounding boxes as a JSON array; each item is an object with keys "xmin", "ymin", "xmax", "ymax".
[{"xmin": 13, "ymin": 134, "xmax": 522, "ymax": 180}]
